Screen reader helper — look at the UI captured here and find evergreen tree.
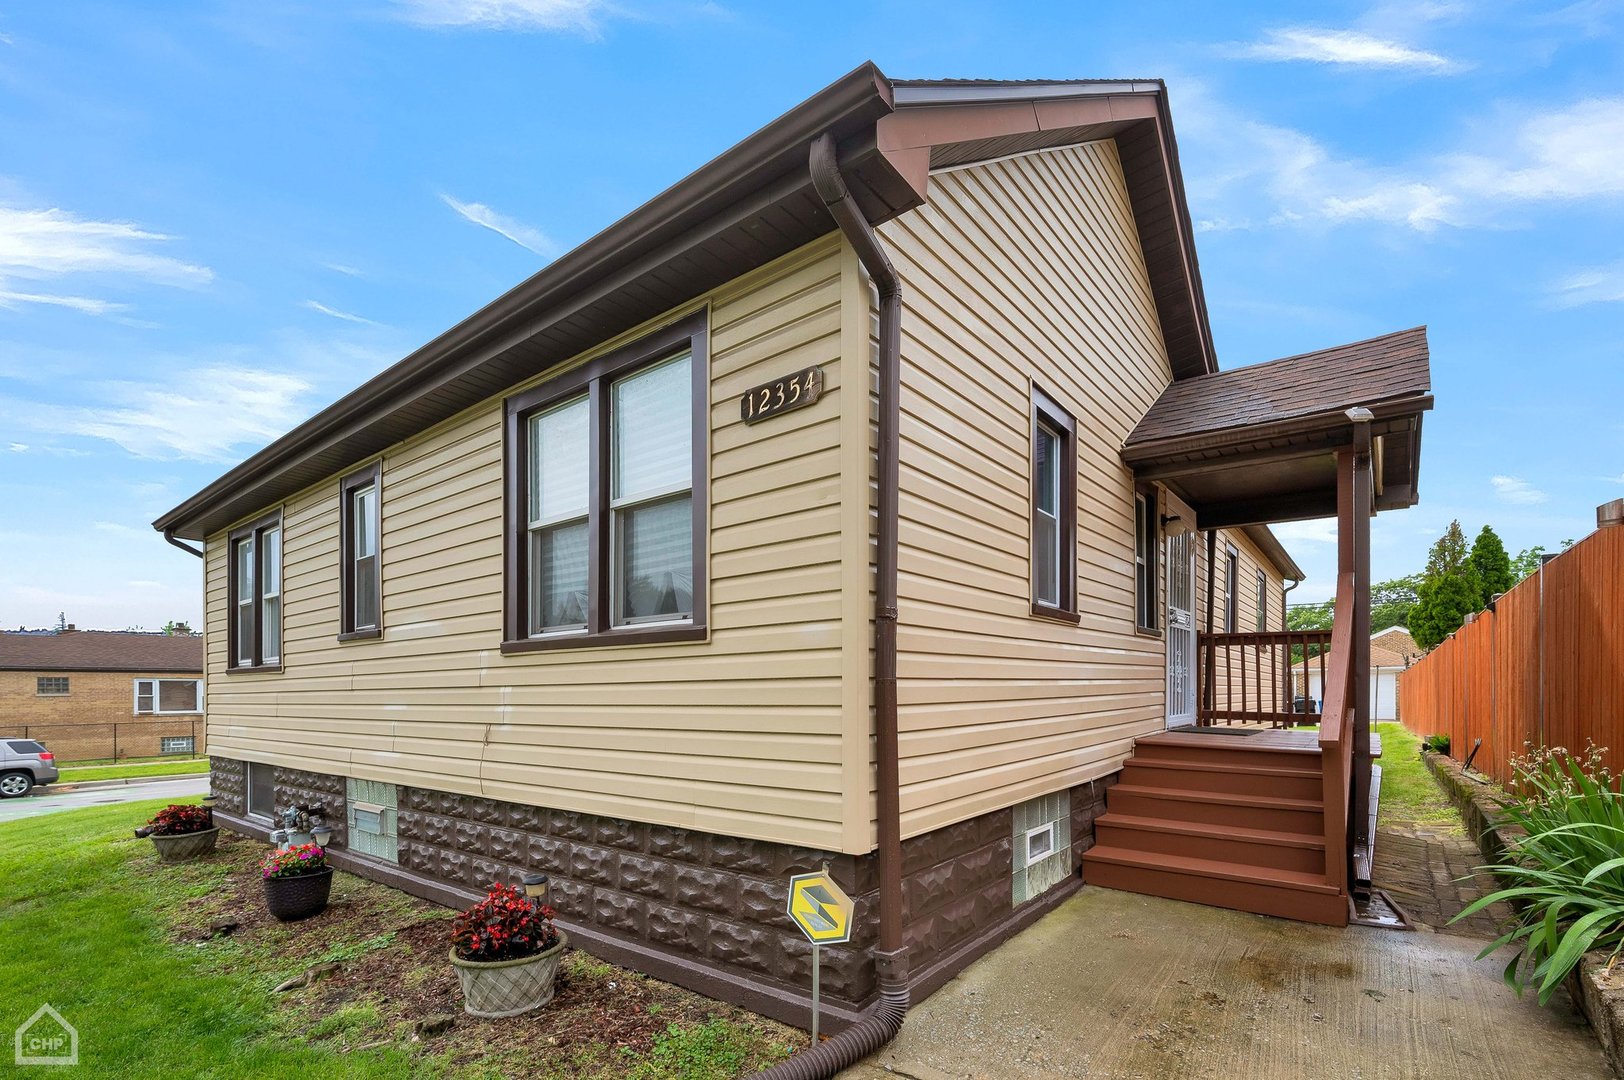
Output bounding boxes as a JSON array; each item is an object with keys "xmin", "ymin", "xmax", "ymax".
[
  {"xmin": 1469, "ymin": 525, "xmax": 1515, "ymax": 605},
  {"xmin": 1411, "ymin": 521, "xmax": 1482, "ymax": 649}
]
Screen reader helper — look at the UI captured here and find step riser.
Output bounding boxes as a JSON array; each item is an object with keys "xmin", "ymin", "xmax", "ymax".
[
  {"xmin": 1094, "ymin": 821, "xmax": 1326, "ymax": 875},
  {"xmin": 1082, "ymin": 860, "xmax": 1348, "ymax": 926},
  {"xmin": 1132, "ymin": 743, "xmax": 1322, "ymax": 772},
  {"xmin": 1119, "ymin": 762, "xmax": 1324, "ymax": 802},
  {"xmin": 1108, "ymin": 790, "xmax": 1324, "ymax": 835}
]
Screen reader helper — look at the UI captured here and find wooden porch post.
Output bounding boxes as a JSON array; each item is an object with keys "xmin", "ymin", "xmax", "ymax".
[{"xmin": 1350, "ymin": 419, "xmax": 1374, "ymax": 860}]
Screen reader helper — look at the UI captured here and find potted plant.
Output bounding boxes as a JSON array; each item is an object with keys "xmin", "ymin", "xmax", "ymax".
[
  {"xmin": 449, "ymin": 882, "xmax": 567, "ymax": 1017},
  {"xmin": 260, "ymin": 843, "xmax": 333, "ymax": 921},
  {"xmin": 145, "ymin": 803, "xmax": 219, "ymax": 862}
]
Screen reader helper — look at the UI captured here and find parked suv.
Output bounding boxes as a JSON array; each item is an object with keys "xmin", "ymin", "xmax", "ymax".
[{"xmin": 1, "ymin": 739, "xmax": 59, "ymax": 797}]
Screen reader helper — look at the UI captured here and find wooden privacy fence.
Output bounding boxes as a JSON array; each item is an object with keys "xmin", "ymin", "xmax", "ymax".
[{"xmin": 1398, "ymin": 523, "xmax": 1624, "ymax": 787}]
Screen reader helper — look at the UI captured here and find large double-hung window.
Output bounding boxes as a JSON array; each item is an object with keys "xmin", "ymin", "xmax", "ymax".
[
  {"xmin": 504, "ymin": 312, "xmax": 708, "ymax": 652},
  {"xmin": 228, "ymin": 512, "xmax": 282, "ymax": 671}
]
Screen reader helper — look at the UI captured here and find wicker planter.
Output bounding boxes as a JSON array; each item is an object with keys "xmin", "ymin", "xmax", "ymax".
[
  {"xmin": 450, "ymin": 932, "xmax": 568, "ymax": 1018},
  {"xmin": 262, "ymin": 868, "xmax": 334, "ymax": 921},
  {"xmin": 149, "ymin": 827, "xmax": 219, "ymax": 863}
]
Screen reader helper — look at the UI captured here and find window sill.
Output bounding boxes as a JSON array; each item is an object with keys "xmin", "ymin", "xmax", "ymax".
[
  {"xmin": 226, "ymin": 664, "xmax": 283, "ymax": 675},
  {"xmin": 501, "ymin": 624, "xmax": 707, "ymax": 654},
  {"xmin": 1134, "ymin": 625, "xmax": 1164, "ymax": 639},
  {"xmin": 338, "ymin": 629, "xmax": 382, "ymax": 643},
  {"xmin": 1030, "ymin": 603, "xmax": 1081, "ymax": 625}
]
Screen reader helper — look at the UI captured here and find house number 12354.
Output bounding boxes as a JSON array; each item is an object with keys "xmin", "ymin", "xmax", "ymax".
[{"xmin": 740, "ymin": 366, "xmax": 824, "ymax": 424}]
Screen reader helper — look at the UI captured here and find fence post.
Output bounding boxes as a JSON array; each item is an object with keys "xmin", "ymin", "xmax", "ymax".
[{"xmin": 113, "ymin": 723, "xmax": 119, "ymax": 762}]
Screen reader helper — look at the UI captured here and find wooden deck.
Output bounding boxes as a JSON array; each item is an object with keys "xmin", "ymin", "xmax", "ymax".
[{"xmin": 1148, "ymin": 727, "xmax": 1383, "ymax": 756}]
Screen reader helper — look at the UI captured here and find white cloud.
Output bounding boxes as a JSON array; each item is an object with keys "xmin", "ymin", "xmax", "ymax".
[
  {"xmin": 12, "ymin": 366, "xmax": 313, "ymax": 462},
  {"xmin": 0, "ymin": 288, "xmax": 129, "ymax": 315},
  {"xmin": 1550, "ymin": 263, "xmax": 1624, "ymax": 308},
  {"xmin": 6, "ymin": 442, "xmax": 26, "ymax": 452},
  {"xmin": 394, "ymin": 0, "xmax": 607, "ymax": 34},
  {"xmin": 1491, "ymin": 475, "xmax": 1548, "ymax": 505},
  {"xmin": 1235, "ymin": 27, "xmax": 1457, "ymax": 72},
  {"xmin": 304, "ymin": 299, "xmax": 379, "ymax": 326},
  {"xmin": 0, "ymin": 206, "xmax": 212, "ymax": 286},
  {"xmin": 1176, "ymin": 86, "xmax": 1624, "ymax": 234},
  {"xmin": 439, "ymin": 193, "xmax": 557, "ymax": 255},
  {"xmin": 323, "ymin": 262, "xmax": 364, "ymax": 277}
]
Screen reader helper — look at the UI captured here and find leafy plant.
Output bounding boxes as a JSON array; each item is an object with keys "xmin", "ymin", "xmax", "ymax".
[
  {"xmin": 1455, "ymin": 743, "xmax": 1624, "ymax": 1003},
  {"xmin": 451, "ymin": 881, "xmax": 558, "ymax": 962},
  {"xmin": 147, "ymin": 803, "xmax": 213, "ymax": 836},
  {"xmin": 259, "ymin": 843, "xmax": 328, "ymax": 880},
  {"xmin": 1422, "ymin": 734, "xmax": 1451, "ymax": 756}
]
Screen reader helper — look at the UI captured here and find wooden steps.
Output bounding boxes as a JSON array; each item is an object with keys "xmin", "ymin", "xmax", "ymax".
[{"xmin": 1083, "ymin": 730, "xmax": 1349, "ymax": 926}]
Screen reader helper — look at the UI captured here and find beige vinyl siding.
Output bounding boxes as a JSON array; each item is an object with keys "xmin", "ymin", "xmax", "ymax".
[
  {"xmin": 206, "ymin": 234, "xmax": 876, "ymax": 853},
  {"xmin": 881, "ymin": 141, "xmax": 1174, "ymax": 839}
]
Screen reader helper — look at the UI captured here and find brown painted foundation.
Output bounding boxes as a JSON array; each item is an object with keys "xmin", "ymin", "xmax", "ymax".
[{"xmin": 210, "ymin": 757, "xmax": 1114, "ymax": 1029}]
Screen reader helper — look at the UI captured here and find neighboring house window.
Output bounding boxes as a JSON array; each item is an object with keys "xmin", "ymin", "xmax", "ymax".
[
  {"xmin": 159, "ymin": 735, "xmax": 196, "ymax": 755},
  {"xmin": 1255, "ymin": 569, "xmax": 1269, "ymax": 632},
  {"xmin": 36, "ymin": 676, "xmax": 69, "ymax": 696},
  {"xmin": 133, "ymin": 678, "xmax": 203, "ymax": 714},
  {"xmin": 1030, "ymin": 388, "xmax": 1078, "ymax": 622},
  {"xmin": 502, "ymin": 311, "xmax": 709, "ymax": 651},
  {"xmin": 1134, "ymin": 490, "xmax": 1158, "ymax": 632},
  {"xmin": 340, "ymin": 461, "xmax": 383, "ymax": 640},
  {"xmin": 228, "ymin": 512, "xmax": 283, "ymax": 670},
  {"xmin": 247, "ymin": 762, "xmax": 274, "ymax": 819},
  {"xmin": 1223, "ymin": 545, "xmax": 1239, "ymax": 633}
]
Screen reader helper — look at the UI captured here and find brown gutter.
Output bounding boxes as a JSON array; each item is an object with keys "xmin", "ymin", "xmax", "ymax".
[
  {"xmin": 163, "ymin": 529, "xmax": 204, "ymax": 559},
  {"xmin": 752, "ymin": 132, "xmax": 908, "ymax": 1080}
]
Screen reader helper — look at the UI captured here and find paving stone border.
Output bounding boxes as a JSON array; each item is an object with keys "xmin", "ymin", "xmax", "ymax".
[{"xmin": 1423, "ymin": 750, "xmax": 1624, "ymax": 1077}]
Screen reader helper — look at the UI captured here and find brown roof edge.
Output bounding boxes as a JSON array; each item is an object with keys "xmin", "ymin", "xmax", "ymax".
[
  {"xmin": 1241, "ymin": 524, "xmax": 1304, "ymax": 581},
  {"xmin": 153, "ymin": 62, "xmax": 897, "ymax": 540}
]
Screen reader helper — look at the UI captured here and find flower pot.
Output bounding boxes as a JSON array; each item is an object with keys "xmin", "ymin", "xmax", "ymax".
[
  {"xmin": 449, "ymin": 932, "xmax": 568, "ymax": 1018},
  {"xmin": 262, "ymin": 867, "xmax": 334, "ymax": 921},
  {"xmin": 149, "ymin": 827, "xmax": 219, "ymax": 863}
]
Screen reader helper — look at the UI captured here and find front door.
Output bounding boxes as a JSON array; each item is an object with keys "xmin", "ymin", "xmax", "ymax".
[{"xmin": 1166, "ymin": 530, "xmax": 1197, "ymax": 728}]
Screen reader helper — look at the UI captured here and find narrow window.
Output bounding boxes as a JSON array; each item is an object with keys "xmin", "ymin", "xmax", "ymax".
[
  {"xmin": 133, "ymin": 678, "xmax": 202, "ymax": 715},
  {"xmin": 1224, "ymin": 545, "xmax": 1239, "ymax": 633},
  {"xmin": 1030, "ymin": 388, "xmax": 1077, "ymax": 621},
  {"xmin": 1134, "ymin": 490, "xmax": 1159, "ymax": 631},
  {"xmin": 1256, "ymin": 569, "xmax": 1269, "ymax": 632},
  {"xmin": 503, "ymin": 310, "xmax": 708, "ymax": 651},
  {"xmin": 228, "ymin": 512, "xmax": 282, "ymax": 671},
  {"xmin": 340, "ymin": 462, "xmax": 383, "ymax": 639},
  {"xmin": 160, "ymin": 735, "xmax": 196, "ymax": 755},
  {"xmin": 247, "ymin": 762, "xmax": 274, "ymax": 820},
  {"xmin": 36, "ymin": 676, "xmax": 69, "ymax": 696}
]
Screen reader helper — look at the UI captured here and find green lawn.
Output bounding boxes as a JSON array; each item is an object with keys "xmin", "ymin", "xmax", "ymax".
[
  {"xmin": 1, "ymin": 799, "xmax": 420, "ymax": 1079},
  {"xmin": 57, "ymin": 758, "xmax": 209, "ymax": 783},
  {"xmin": 1375, "ymin": 722, "xmax": 1462, "ymax": 830},
  {"xmin": 0, "ymin": 801, "xmax": 794, "ymax": 1078}
]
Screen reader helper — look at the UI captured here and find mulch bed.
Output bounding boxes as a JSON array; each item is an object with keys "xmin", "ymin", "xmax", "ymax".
[{"xmin": 163, "ymin": 831, "xmax": 797, "ymax": 1075}]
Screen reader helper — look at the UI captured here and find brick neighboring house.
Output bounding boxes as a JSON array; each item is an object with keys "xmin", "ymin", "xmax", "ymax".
[{"xmin": 0, "ymin": 629, "xmax": 206, "ymax": 761}]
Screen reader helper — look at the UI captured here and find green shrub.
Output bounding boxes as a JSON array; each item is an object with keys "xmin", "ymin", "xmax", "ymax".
[
  {"xmin": 1421, "ymin": 733, "xmax": 1450, "ymax": 756},
  {"xmin": 1456, "ymin": 743, "xmax": 1624, "ymax": 1003}
]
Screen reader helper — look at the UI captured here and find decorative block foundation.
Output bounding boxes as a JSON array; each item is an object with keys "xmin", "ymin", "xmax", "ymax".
[{"xmin": 210, "ymin": 756, "xmax": 1114, "ymax": 1026}]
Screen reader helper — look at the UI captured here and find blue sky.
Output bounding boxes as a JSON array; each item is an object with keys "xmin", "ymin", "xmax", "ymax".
[{"xmin": 1, "ymin": 0, "xmax": 1620, "ymax": 629}]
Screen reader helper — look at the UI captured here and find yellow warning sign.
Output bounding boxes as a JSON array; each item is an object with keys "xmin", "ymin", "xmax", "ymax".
[{"xmin": 786, "ymin": 871, "xmax": 855, "ymax": 945}]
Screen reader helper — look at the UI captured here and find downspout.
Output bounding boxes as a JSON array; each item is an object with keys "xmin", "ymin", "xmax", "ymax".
[
  {"xmin": 754, "ymin": 132, "xmax": 907, "ymax": 1079},
  {"xmin": 164, "ymin": 529, "xmax": 204, "ymax": 559},
  {"xmin": 1282, "ymin": 576, "xmax": 1301, "ymax": 711}
]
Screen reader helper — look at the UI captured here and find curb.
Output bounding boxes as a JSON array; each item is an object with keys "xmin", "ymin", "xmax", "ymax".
[{"xmin": 43, "ymin": 773, "xmax": 209, "ymax": 793}]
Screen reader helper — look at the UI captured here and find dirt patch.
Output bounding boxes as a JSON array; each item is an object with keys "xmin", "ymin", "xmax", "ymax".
[{"xmin": 158, "ymin": 831, "xmax": 798, "ymax": 1077}]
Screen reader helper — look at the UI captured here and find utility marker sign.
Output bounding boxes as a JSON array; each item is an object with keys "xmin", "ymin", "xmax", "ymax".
[{"xmin": 787, "ymin": 870, "xmax": 854, "ymax": 945}]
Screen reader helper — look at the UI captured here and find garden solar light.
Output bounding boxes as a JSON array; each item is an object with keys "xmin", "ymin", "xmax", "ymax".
[
  {"xmin": 311, "ymin": 824, "xmax": 333, "ymax": 847},
  {"xmin": 200, "ymin": 792, "xmax": 217, "ymax": 810},
  {"xmin": 522, "ymin": 872, "xmax": 549, "ymax": 903}
]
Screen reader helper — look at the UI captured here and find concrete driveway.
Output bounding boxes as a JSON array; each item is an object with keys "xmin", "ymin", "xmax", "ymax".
[{"xmin": 842, "ymin": 886, "xmax": 1607, "ymax": 1080}]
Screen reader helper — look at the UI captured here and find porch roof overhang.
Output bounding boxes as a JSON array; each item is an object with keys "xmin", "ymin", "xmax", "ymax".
[{"xmin": 1124, "ymin": 327, "xmax": 1433, "ymax": 531}]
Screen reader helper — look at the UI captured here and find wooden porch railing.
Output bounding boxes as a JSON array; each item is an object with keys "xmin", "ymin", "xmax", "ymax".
[
  {"xmin": 1197, "ymin": 628, "xmax": 1333, "ymax": 728},
  {"xmin": 1317, "ymin": 572, "xmax": 1358, "ymax": 896}
]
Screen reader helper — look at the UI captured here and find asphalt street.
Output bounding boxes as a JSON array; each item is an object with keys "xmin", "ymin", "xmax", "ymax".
[{"xmin": 0, "ymin": 776, "xmax": 209, "ymax": 824}]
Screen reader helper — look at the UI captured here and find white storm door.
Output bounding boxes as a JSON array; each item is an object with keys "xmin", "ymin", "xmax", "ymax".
[{"xmin": 1166, "ymin": 530, "xmax": 1197, "ymax": 728}]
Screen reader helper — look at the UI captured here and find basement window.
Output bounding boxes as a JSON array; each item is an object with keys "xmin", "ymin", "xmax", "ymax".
[
  {"xmin": 36, "ymin": 676, "xmax": 69, "ymax": 696},
  {"xmin": 160, "ymin": 735, "xmax": 196, "ymax": 756},
  {"xmin": 1013, "ymin": 791, "xmax": 1071, "ymax": 904},
  {"xmin": 346, "ymin": 778, "xmax": 398, "ymax": 863}
]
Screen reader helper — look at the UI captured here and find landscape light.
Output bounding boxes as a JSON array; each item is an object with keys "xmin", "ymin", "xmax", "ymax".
[{"xmin": 522, "ymin": 872, "xmax": 550, "ymax": 904}]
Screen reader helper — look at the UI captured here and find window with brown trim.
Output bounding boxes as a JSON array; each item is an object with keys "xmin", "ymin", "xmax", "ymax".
[
  {"xmin": 1134, "ymin": 489, "xmax": 1159, "ymax": 632},
  {"xmin": 227, "ymin": 511, "xmax": 283, "ymax": 671},
  {"xmin": 1223, "ymin": 544, "xmax": 1239, "ymax": 634},
  {"xmin": 340, "ymin": 461, "xmax": 382, "ymax": 640},
  {"xmin": 502, "ymin": 311, "xmax": 709, "ymax": 653},
  {"xmin": 1255, "ymin": 568, "xmax": 1268, "ymax": 632},
  {"xmin": 1030, "ymin": 388, "xmax": 1078, "ymax": 622}
]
